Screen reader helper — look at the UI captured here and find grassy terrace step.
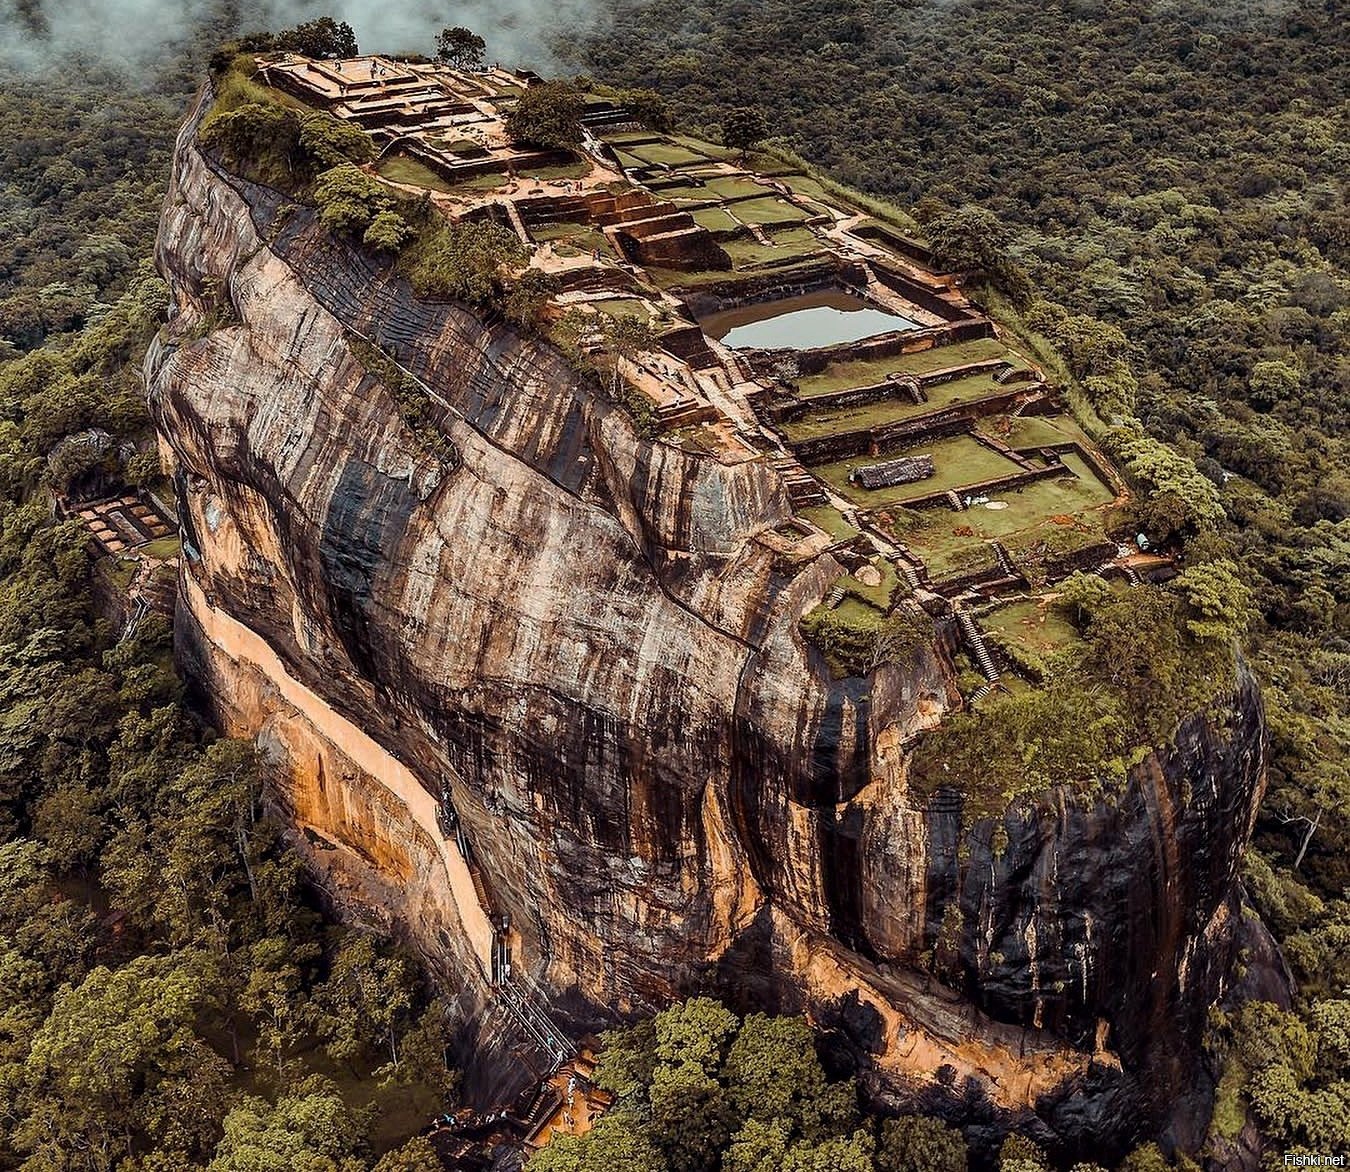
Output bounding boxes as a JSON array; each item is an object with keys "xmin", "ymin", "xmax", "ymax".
[
  {"xmin": 811, "ymin": 433, "xmax": 1025, "ymax": 507},
  {"xmin": 889, "ymin": 474, "xmax": 1115, "ymax": 566},
  {"xmin": 781, "ymin": 373, "xmax": 1014, "ymax": 442},
  {"xmin": 799, "ymin": 505, "xmax": 862, "ymax": 542},
  {"xmin": 796, "ymin": 337, "xmax": 1024, "ymax": 397},
  {"xmin": 983, "ymin": 597, "xmax": 1083, "ymax": 657}
]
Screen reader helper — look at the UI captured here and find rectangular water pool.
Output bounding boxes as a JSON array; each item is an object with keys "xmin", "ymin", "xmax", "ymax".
[{"xmin": 699, "ymin": 291, "xmax": 918, "ymax": 350}]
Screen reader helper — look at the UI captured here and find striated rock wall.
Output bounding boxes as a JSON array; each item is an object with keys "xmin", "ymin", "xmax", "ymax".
[{"xmin": 146, "ymin": 90, "xmax": 1268, "ymax": 1157}]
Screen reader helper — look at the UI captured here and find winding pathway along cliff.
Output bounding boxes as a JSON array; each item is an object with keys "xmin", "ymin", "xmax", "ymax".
[{"xmin": 146, "ymin": 91, "xmax": 1269, "ymax": 1155}]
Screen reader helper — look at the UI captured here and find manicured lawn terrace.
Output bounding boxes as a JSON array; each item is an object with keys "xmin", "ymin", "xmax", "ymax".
[
  {"xmin": 781, "ymin": 371, "xmax": 1011, "ymax": 442},
  {"xmin": 528, "ymin": 222, "xmax": 612, "ymax": 255},
  {"xmin": 1001, "ymin": 413, "xmax": 1097, "ymax": 452},
  {"xmin": 583, "ymin": 297, "xmax": 654, "ymax": 319},
  {"xmin": 799, "ymin": 505, "xmax": 861, "ymax": 542},
  {"xmin": 721, "ymin": 227, "xmax": 822, "ymax": 269},
  {"xmin": 983, "ymin": 597, "xmax": 1082, "ymax": 656},
  {"xmin": 625, "ymin": 141, "xmax": 715, "ymax": 167},
  {"xmin": 691, "ymin": 206, "xmax": 744, "ymax": 233},
  {"xmin": 729, "ymin": 196, "xmax": 812, "ymax": 225},
  {"xmin": 811, "ymin": 433, "xmax": 1024, "ymax": 507},
  {"xmin": 796, "ymin": 337, "xmax": 1028, "ymax": 397},
  {"xmin": 889, "ymin": 467, "xmax": 1114, "ymax": 577},
  {"xmin": 376, "ymin": 154, "xmax": 456, "ymax": 192},
  {"xmin": 600, "ymin": 129, "xmax": 663, "ymax": 145},
  {"xmin": 646, "ymin": 256, "xmax": 827, "ymax": 290}
]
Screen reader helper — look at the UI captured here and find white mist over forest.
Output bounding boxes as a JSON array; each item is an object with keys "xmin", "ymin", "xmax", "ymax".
[{"xmin": 0, "ymin": 0, "xmax": 603, "ymax": 71}]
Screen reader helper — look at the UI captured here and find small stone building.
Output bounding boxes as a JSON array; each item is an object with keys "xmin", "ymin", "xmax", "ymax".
[{"xmin": 849, "ymin": 453, "xmax": 936, "ymax": 489}]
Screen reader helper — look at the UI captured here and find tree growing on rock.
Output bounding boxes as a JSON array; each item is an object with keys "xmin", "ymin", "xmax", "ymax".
[
  {"xmin": 722, "ymin": 107, "xmax": 766, "ymax": 160},
  {"xmin": 273, "ymin": 17, "xmax": 357, "ymax": 60},
  {"xmin": 505, "ymin": 81, "xmax": 585, "ymax": 150},
  {"xmin": 437, "ymin": 26, "xmax": 487, "ymax": 70}
]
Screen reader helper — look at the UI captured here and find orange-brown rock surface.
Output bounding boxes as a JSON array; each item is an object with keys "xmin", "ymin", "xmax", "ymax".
[{"xmin": 146, "ymin": 93, "xmax": 1269, "ymax": 1157}]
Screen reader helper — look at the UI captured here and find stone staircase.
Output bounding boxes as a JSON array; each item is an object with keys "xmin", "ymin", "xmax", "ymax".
[
  {"xmin": 955, "ymin": 605, "xmax": 1000, "ymax": 684},
  {"xmin": 990, "ymin": 541, "xmax": 1018, "ymax": 579},
  {"xmin": 898, "ymin": 560, "xmax": 925, "ymax": 593},
  {"xmin": 946, "ymin": 490, "xmax": 965, "ymax": 511}
]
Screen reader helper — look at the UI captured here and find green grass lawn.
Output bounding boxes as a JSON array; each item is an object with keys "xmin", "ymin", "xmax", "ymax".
[
  {"xmin": 138, "ymin": 535, "xmax": 181, "ymax": 561},
  {"xmin": 783, "ymin": 374, "xmax": 1016, "ymax": 442},
  {"xmin": 797, "ymin": 337, "xmax": 1023, "ymax": 396},
  {"xmin": 528, "ymin": 223, "xmax": 612, "ymax": 255},
  {"xmin": 831, "ymin": 595, "xmax": 885, "ymax": 626},
  {"xmin": 841, "ymin": 557, "xmax": 900, "ymax": 610},
  {"xmin": 376, "ymin": 154, "xmax": 456, "ymax": 193},
  {"xmin": 722, "ymin": 227, "xmax": 822, "ymax": 269},
  {"xmin": 886, "ymin": 511, "xmax": 999, "ymax": 578},
  {"xmin": 668, "ymin": 133, "xmax": 739, "ymax": 161},
  {"xmin": 585, "ymin": 297, "xmax": 653, "ymax": 319},
  {"xmin": 1001, "ymin": 415, "xmax": 1080, "ymax": 448},
  {"xmin": 983, "ymin": 597, "xmax": 1082, "ymax": 656},
  {"xmin": 630, "ymin": 141, "xmax": 712, "ymax": 167},
  {"xmin": 811, "ymin": 433, "xmax": 1023, "ymax": 506},
  {"xmin": 799, "ymin": 505, "xmax": 861, "ymax": 542},
  {"xmin": 601, "ymin": 129, "xmax": 663, "ymax": 145},
  {"xmin": 729, "ymin": 196, "xmax": 811, "ymax": 225},
  {"xmin": 783, "ymin": 395, "xmax": 928, "ymax": 442},
  {"xmin": 691, "ymin": 206, "xmax": 744, "ymax": 233},
  {"xmin": 869, "ymin": 452, "xmax": 1115, "ymax": 579},
  {"xmin": 1003, "ymin": 416, "xmax": 1103, "ymax": 458},
  {"xmin": 967, "ymin": 475, "xmax": 1114, "ymax": 536},
  {"xmin": 646, "ymin": 256, "xmax": 826, "ymax": 290},
  {"xmin": 704, "ymin": 175, "xmax": 774, "ymax": 201}
]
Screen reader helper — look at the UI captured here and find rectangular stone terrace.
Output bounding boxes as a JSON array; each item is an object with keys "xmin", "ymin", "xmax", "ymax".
[{"xmin": 257, "ymin": 55, "xmax": 1160, "ymax": 699}]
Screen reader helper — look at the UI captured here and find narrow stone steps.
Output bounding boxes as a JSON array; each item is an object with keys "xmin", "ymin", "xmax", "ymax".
[{"xmin": 956, "ymin": 606, "xmax": 1000, "ymax": 682}]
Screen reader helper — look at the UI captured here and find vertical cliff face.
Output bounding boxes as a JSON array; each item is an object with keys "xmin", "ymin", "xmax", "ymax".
[{"xmin": 147, "ymin": 95, "xmax": 1268, "ymax": 1156}]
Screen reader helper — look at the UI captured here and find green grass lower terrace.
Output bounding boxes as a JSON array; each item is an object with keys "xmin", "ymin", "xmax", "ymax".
[
  {"xmin": 781, "ymin": 372, "xmax": 1014, "ymax": 442},
  {"xmin": 376, "ymin": 154, "xmax": 456, "ymax": 192},
  {"xmin": 883, "ymin": 468, "xmax": 1115, "ymax": 575},
  {"xmin": 721, "ymin": 226, "xmax": 822, "ymax": 269},
  {"xmin": 796, "ymin": 336, "xmax": 1027, "ymax": 397},
  {"xmin": 727, "ymin": 195, "xmax": 812, "ymax": 225},
  {"xmin": 983, "ymin": 596, "xmax": 1084, "ymax": 662},
  {"xmin": 812, "ymin": 433, "xmax": 1025, "ymax": 507}
]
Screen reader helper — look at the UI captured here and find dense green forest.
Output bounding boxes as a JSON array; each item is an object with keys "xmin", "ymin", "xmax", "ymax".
[
  {"xmin": 0, "ymin": 21, "xmax": 457, "ymax": 1172},
  {"xmin": 0, "ymin": 0, "xmax": 1346, "ymax": 1167}
]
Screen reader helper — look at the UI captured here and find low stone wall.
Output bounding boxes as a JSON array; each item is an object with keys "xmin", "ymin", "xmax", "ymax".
[
  {"xmin": 787, "ymin": 318, "xmax": 996, "ymax": 377},
  {"xmin": 868, "ymin": 260, "xmax": 975, "ymax": 324},
  {"xmin": 789, "ymin": 386, "xmax": 1032, "ymax": 465},
  {"xmin": 400, "ymin": 139, "xmax": 575, "ymax": 184},
  {"xmin": 772, "ymin": 359, "xmax": 1013, "ymax": 424},
  {"xmin": 902, "ymin": 462, "xmax": 1066, "ymax": 510},
  {"xmin": 851, "ymin": 223, "xmax": 935, "ymax": 266}
]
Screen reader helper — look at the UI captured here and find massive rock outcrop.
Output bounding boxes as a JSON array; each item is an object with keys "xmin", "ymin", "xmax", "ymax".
[{"xmin": 146, "ymin": 93, "xmax": 1268, "ymax": 1158}]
